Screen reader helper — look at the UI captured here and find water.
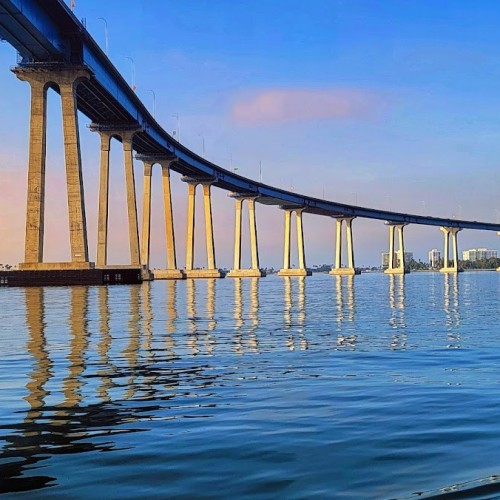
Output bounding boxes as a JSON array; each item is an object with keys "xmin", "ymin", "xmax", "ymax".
[{"xmin": 1, "ymin": 272, "xmax": 500, "ymax": 498}]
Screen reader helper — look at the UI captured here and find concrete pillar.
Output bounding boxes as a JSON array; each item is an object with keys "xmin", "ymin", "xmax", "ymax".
[
  {"xmin": 385, "ymin": 223, "xmax": 408, "ymax": 275},
  {"xmin": 185, "ymin": 182, "xmax": 197, "ymax": 272},
  {"xmin": 15, "ymin": 66, "xmax": 93, "ymax": 270},
  {"xmin": 122, "ymin": 131, "xmax": 141, "ymax": 267},
  {"xmin": 182, "ymin": 178, "xmax": 222, "ymax": 278},
  {"xmin": 23, "ymin": 79, "xmax": 47, "ymax": 264},
  {"xmin": 202, "ymin": 183, "xmax": 216, "ymax": 271},
  {"xmin": 161, "ymin": 163, "xmax": 178, "ymax": 270},
  {"xmin": 330, "ymin": 217, "xmax": 359, "ymax": 276},
  {"xmin": 96, "ymin": 132, "xmax": 111, "ymax": 267},
  {"xmin": 278, "ymin": 208, "xmax": 311, "ymax": 277},
  {"xmin": 227, "ymin": 196, "xmax": 265, "ymax": 278},
  {"xmin": 140, "ymin": 162, "xmax": 153, "ymax": 271},
  {"xmin": 440, "ymin": 227, "xmax": 462, "ymax": 273},
  {"xmin": 59, "ymin": 78, "xmax": 89, "ymax": 264}
]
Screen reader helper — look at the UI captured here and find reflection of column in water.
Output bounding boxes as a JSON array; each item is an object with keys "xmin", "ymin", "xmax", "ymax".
[
  {"xmin": 283, "ymin": 277, "xmax": 294, "ymax": 350},
  {"xmin": 444, "ymin": 273, "xmax": 461, "ymax": 348},
  {"xmin": 389, "ymin": 274, "xmax": 407, "ymax": 349},
  {"xmin": 205, "ymin": 279, "xmax": 216, "ymax": 355},
  {"xmin": 186, "ymin": 279, "xmax": 199, "ymax": 355},
  {"xmin": 124, "ymin": 286, "xmax": 141, "ymax": 400},
  {"xmin": 57, "ymin": 287, "xmax": 89, "ymax": 421},
  {"xmin": 165, "ymin": 280, "xmax": 177, "ymax": 355},
  {"xmin": 297, "ymin": 277, "xmax": 308, "ymax": 350},
  {"xmin": 24, "ymin": 288, "xmax": 52, "ymax": 425},
  {"xmin": 141, "ymin": 282, "xmax": 157, "ymax": 392},
  {"xmin": 336, "ymin": 277, "xmax": 357, "ymax": 348},
  {"xmin": 97, "ymin": 286, "xmax": 112, "ymax": 403},
  {"xmin": 248, "ymin": 278, "xmax": 260, "ymax": 353},
  {"xmin": 232, "ymin": 278, "xmax": 244, "ymax": 354}
]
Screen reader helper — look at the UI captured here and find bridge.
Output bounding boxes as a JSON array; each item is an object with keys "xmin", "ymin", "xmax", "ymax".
[{"xmin": 1, "ymin": 0, "xmax": 499, "ymax": 284}]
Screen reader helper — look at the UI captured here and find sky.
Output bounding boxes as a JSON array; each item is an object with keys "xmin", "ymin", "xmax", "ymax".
[{"xmin": 2, "ymin": 0, "xmax": 500, "ymax": 269}]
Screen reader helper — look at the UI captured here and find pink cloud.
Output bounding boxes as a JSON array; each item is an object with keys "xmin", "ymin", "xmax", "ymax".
[{"xmin": 231, "ymin": 88, "xmax": 383, "ymax": 125}]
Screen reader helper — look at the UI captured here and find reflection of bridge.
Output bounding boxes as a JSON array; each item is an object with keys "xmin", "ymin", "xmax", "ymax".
[{"xmin": 1, "ymin": 0, "xmax": 500, "ymax": 283}]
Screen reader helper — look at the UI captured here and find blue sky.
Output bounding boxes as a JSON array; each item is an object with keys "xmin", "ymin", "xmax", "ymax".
[{"xmin": 2, "ymin": 0, "xmax": 500, "ymax": 268}]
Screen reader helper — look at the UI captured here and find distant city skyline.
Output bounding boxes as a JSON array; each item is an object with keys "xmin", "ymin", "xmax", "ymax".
[{"xmin": 2, "ymin": 1, "xmax": 500, "ymax": 268}]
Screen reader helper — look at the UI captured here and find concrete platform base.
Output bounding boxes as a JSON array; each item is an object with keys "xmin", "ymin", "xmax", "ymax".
[
  {"xmin": 19, "ymin": 261, "xmax": 95, "ymax": 271},
  {"xmin": 184, "ymin": 269, "xmax": 225, "ymax": 279},
  {"xmin": 153, "ymin": 269, "xmax": 186, "ymax": 280},
  {"xmin": 226, "ymin": 269, "xmax": 266, "ymax": 278},
  {"xmin": 278, "ymin": 269, "xmax": 312, "ymax": 277},
  {"xmin": 329, "ymin": 268, "xmax": 361, "ymax": 276},
  {"xmin": 440, "ymin": 267, "xmax": 463, "ymax": 273},
  {"xmin": 384, "ymin": 268, "xmax": 409, "ymax": 275}
]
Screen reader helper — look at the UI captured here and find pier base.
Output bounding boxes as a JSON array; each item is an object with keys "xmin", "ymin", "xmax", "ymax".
[
  {"xmin": 440, "ymin": 267, "xmax": 463, "ymax": 274},
  {"xmin": 19, "ymin": 261, "xmax": 94, "ymax": 270},
  {"xmin": 184, "ymin": 269, "xmax": 224, "ymax": 279},
  {"xmin": 329, "ymin": 268, "xmax": 360, "ymax": 276},
  {"xmin": 153, "ymin": 269, "xmax": 186, "ymax": 280},
  {"xmin": 278, "ymin": 269, "xmax": 312, "ymax": 277},
  {"xmin": 384, "ymin": 268, "xmax": 409, "ymax": 275},
  {"xmin": 226, "ymin": 269, "xmax": 266, "ymax": 278}
]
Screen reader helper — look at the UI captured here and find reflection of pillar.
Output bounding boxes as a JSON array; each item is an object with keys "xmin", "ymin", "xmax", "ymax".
[
  {"xmin": 440, "ymin": 227, "xmax": 462, "ymax": 273},
  {"xmin": 182, "ymin": 178, "xmax": 223, "ymax": 278},
  {"xmin": 330, "ymin": 217, "xmax": 358, "ymax": 276},
  {"xmin": 228, "ymin": 196, "xmax": 265, "ymax": 278},
  {"xmin": 233, "ymin": 278, "xmax": 244, "ymax": 330},
  {"xmin": 97, "ymin": 286, "xmax": 112, "ymax": 403},
  {"xmin": 24, "ymin": 288, "xmax": 52, "ymax": 421},
  {"xmin": 166, "ymin": 280, "xmax": 178, "ymax": 336},
  {"xmin": 389, "ymin": 274, "xmax": 407, "ymax": 348},
  {"xmin": 278, "ymin": 208, "xmax": 311, "ymax": 276},
  {"xmin": 124, "ymin": 286, "xmax": 141, "ymax": 400},
  {"xmin": 385, "ymin": 223, "xmax": 408, "ymax": 275},
  {"xmin": 15, "ymin": 67, "xmax": 93, "ymax": 269}
]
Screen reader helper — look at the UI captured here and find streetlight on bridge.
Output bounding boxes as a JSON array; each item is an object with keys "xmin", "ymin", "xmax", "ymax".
[
  {"xmin": 97, "ymin": 17, "xmax": 109, "ymax": 56},
  {"xmin": 147, "ymin": 89, "xmax": 156, "ymax": 119},
  {"xmin": 172, "ymin": 113, "xmax": 180, "ymax": 141},
  {"xmin": 124, "ymin": 56, "xmax": 136, "ymax": 91}
]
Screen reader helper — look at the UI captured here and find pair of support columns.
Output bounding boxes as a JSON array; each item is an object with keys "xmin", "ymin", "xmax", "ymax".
[
  {"xmin": 440, "ymin": 226, "xmax": 462, "ymax": 273},
  {"xmin": 15, "ymin": 66, "xmax": 93, "ymax": 270},
  {"xmin": 183, "ymin": 178, "xmax": 223, "ymax": 278},
  {"xmin": 94, "ymin": 127, "xmax": 141, "ymax": 269},
  {"xmin": 140, "ymin": 159, "xmax": 183, "ymax": 280},
  {"xmin": 278, "ymin": 208, "xmax": 311, "ymax": 276},
  {"xmin": 384, "ymin": 223, "xmax": 408, "ymax": 275},
  {"xmin": 227, "ymin": 195, "xmax": 265, "ymax": 278},
  {"xmin": 330, "ymin": 217, "xmax": 359, "ymax": 276}
]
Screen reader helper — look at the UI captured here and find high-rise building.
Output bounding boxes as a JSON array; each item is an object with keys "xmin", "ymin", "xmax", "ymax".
[
  {"xmin": 462, "ymin": 248, "xmax": 498, "ymax": 261},
  {"xmin": 428, "ymin": 248, "xmax": 441, "ymax": 268},
  {"xmin": 381, "ymin": 251, "xmax": 413, "ymax": 269}
]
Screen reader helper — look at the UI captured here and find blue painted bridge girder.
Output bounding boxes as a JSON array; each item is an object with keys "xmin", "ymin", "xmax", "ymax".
[{"xmin": 1, "ymin": 0, "xmax": 500, "ymax": 233}]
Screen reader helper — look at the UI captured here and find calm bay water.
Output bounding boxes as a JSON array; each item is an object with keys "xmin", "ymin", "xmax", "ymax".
[{"xmin": 1, "ymin": 272, "xmax": 500, "ymax": 498}]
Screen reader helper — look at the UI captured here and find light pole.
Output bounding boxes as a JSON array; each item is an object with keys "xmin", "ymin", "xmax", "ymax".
[
  {"xmin": 198, "ymin": 133, "xmax": 205, "ymax": 154},
  {"xmin": 172, "ymin": 113, "xmax": 180, "ymax": 141},
  {"xmin": 147, "ymin": 89, "xmax": 156, "ymax": 118},
  {"xmin": 125, "ymin": 56, "xmax": 136, "ymax": 91},
  {"xmin": 97, "ymin": 17, "xmax": 109, "ymax": 56},
  {"xmin": 259, "ymin": 160, "xmax": 262, "ymax": 183}
]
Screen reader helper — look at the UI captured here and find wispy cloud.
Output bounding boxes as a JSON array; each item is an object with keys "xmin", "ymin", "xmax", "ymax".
[{"xmin": 230, "ymin": 88, "xmax": 384, "ymax": 125}]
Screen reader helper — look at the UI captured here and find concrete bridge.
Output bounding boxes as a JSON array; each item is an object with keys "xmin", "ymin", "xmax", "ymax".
[{"xmin": 1, "ymin": 0, "xmax": 499, "ymax": 282}]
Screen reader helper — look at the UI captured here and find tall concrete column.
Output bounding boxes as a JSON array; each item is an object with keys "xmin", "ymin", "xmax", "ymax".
[
  {"xmin": 232, "ymin": 198, "xmax": 243, "ymax": 271},
  {"xmin": 96, "ymin": 132, "xmax": 111, "ymax": 267},
  {"xmin": 296, "ymin": 209, "xmax": 306, "ymax": 270},
  {"xmin": 122, "ymin": 131, "xmax": 140, "ymax": 267},
  {"xmin": 278, "ymin": 208, "xmax": 311, "ymax": 277},
  {"xmin": 248, "ymin": 198, "xmax": 260, "ymax": 271},
  {"xmin": 385, "ymin": 223, "xmax": 408, "ymax": 275},
  {"xmin": 140, "ymin": 162, "xmax": 153, "ymax": 271},
  {"xmin": 161, "ymin": 163, "xmax": 178, "ymax": 271},
  {"xmin": 202, "ymin": 183, "xmax": 216, "ymax": 271},
  {"xmin": 440, "ymin": 227, "xmax": 462, "ymax": 273},
  {"xmin": 185, "ymin": 182, "xmax": 197, "ymax": 272},
  {"xmin": 227, "ymin": 196, "xmax": 265, "ymax": 278},
  {"xmin": 330, "ymin": 217, "xmax": 359, "ymax": 276},
  {"xmin": 59, "ymin": 78, "xmax": 89, "ymax": 264},
  {"xmin": 23, "ymin": 79, "xmax": 48, "ymax": 264}
]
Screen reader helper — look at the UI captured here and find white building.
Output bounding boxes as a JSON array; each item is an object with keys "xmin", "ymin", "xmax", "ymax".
[
  {"xmin": 462, "ymin": 248, "xmax": 497, "ymax": 261},
  {"xmin": 428, "ymin": 248, "xmax": 441, "ymax": 268}
]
